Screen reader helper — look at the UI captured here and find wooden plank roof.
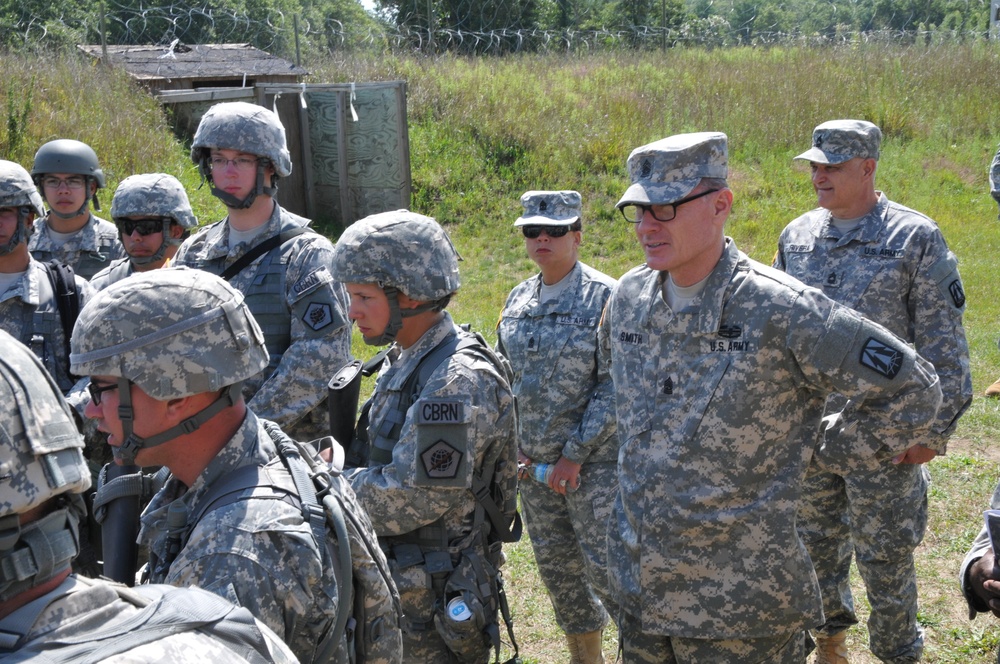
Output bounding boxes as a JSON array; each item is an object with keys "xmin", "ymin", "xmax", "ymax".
[{"xmin": 76, "ymin": 42, "xmax": 308, "ymax": 81}]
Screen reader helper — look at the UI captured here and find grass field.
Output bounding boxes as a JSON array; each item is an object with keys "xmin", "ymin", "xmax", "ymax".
[{"xmin": 5, "ymin": 43, "xmax": 1000, "ymax": 661}]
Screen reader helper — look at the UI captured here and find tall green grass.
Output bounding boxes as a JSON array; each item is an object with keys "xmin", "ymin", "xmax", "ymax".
[{"xmin": 5, "ymin": 43, "xmax": 1000, "ymax": 661}]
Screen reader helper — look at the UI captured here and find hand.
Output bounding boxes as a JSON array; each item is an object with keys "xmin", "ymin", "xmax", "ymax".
[
  {"xmin": 892, "ymin": 444, "xmax": 938, "ymax": 465},
  {"xmin": 969, "ymin": 552, "xmax": 1000, "ymax": 618},
  {"xmin": 548, "ymin": 456, "xmax": 582, "ymax": 496},
  {"xmin": 517, "ymin": 449, "xmax": 533, "ymax": 481}
]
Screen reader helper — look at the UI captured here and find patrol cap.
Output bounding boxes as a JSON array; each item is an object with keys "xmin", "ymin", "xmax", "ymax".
[
  {"xmin": 617, "ymin": 132, "xmax": 728, "ymax": 208},
  {"xmin": 0, "ymin": 330, "xmax": 89, "ymax": 519},
  {"xmin": 795, "ymin": 119, "xmax": 882, "ymax": 164},
  {"xmin": 515, "ymin": 190, "xmax": 581, "ymax": 227}
]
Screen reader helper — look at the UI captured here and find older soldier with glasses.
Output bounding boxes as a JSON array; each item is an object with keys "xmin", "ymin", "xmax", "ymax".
[
  {"xmin": 600, "ymin": 132, "xmax": 944, "ymax": 663},
  {"xmin": 496, "ymin": 190, "xmax": 618, "ymax": 664}
]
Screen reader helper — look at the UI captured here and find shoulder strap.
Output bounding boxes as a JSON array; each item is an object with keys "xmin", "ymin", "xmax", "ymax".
[
  {"xmin": 220, "ymin": 227, "xmax": 310, "ymax": 281},
  {"xmin": 42, "ymin": 261, "xmax": 81, "ymax": 374}
]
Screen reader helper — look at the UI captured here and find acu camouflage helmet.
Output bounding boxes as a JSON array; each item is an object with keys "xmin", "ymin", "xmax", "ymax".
[
  {"xmin": 70, "ymin": 268, "xmax": 269, "ymax": 464},
  {"xmin": 332, "ymin": 210, "xmax": 461, "ymax": 302},
  {"xmin": 112, "ymin": 173, "xmax": 198, "ymax": 265},
  {"xmin": 70, "ymin": 267, "xmax": 268, "ymax": 400},
  {"xmin": 0, "ymin": 330, "xmax": 89, "ymax": 600},
  {"xmin": 0, "ymin": 160, "xmax": 45, "ymax": 254},
  {"xmin": 190, "ymin": 102, "xmax": 291, "ymax": 209}
]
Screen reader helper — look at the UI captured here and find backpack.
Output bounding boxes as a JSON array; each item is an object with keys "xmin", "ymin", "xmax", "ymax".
[
  {"xmin": 189, "ymin": 422, "xmax": 403, "ymax": 664},
  {"xmin": 2, "ymin": 577, "xmax": 279, "ymax": 663}
]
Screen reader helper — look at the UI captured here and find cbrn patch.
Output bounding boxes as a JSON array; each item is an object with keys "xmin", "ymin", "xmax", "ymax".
[
  {"xmin": 303, "ymin": 302, "xmax": 333, "ymax": 331},
  {"xmin": 859, "ymin": 337, "xmax": 903, "ymax": 379},
  {"xmin": 421, "ymin": 440, "xmax": 463, "ymax": 479}
]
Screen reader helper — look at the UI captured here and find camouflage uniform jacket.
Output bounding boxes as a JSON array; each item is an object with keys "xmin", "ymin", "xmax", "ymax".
[
  {"xmin": 0, "ymin": 575, "xmax": 298, "ymax": 663},
  {"xmin": 599, "ymin": 238, "xmax": 943, "ymax": 639},
  {"xmin": 139, "ymin": 410, "xmax": 339, "ymax": 663},
  {"xmin": 775, "ymin": 192, "xmax": 971, "ymax": 452},
  {"xmin": 0, "ymin": 258, "xmax": 92, "ymax": 395},
  {"xmin": 496, "ymin": 261, "xmax": 618, "ymax": 464},
  {"xmin": 173, "ymin": 203, "xmax": 351, "ymax": 436},
  {"xmin": 28, "ymin": 213, "xmax": 125, "ymax": 280},
  {"xmin": 348, "ymin": 313, "xmax": 517, "ymax": 546},
  {"xmin": 88, "ymin": 256, "xmax": 134, "ymax": 291},
  {"xmin": 960, "ymin": 480, "xmax": 1000, "ymax": 619}
]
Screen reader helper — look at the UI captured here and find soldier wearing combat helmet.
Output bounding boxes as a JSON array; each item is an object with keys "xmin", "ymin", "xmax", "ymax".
[
  {"xmin": 71, "ymin": 267, "xmax": 365, "ymax": 663},
  {"xmin": 333, "ymin": 210, "xmax": 520, "ymax": 663},
  {"xmin": 174, "ymin": 101, "xmax": 351, "ymax": 442},
  {"xmin": 28, "ymin": 139, "xmax": 124, "ymax": 279},
  {"xmin": 0, "ymin": 329, "xmax": 297, "ymax": 662},
  {"xmin": 90, "ymin": 173, "xmax": 199, "ymax": 291}
]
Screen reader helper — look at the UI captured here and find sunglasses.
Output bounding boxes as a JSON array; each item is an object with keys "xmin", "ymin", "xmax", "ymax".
[
  {"xmin": 116, "ymin": 217, "xmax": 167, "ymax": 237},
  {"xmin": 521, "ymin": 225, "xmax": 575, "ymax": 239},
  {"xmin": 88, "ymin": 381, "xmax": 118, "ymax": 406}
]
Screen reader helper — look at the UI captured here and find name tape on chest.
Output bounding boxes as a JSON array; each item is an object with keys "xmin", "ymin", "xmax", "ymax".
[{"xmin": 556, "ymin": 314, "xmax": 597, "ymax": 327}]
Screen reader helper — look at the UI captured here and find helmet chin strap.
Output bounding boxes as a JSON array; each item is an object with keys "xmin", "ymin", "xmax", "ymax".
[
  {"xmin": 0, "ymin": 209, "xmax": 29, "ymax": 255},
  {"xmin": 114, "ymin": 378, "xmax": 243, "ymax": 466},
  {"xmin": 126, "ymin": 219, "xmax": 172, "ymax": 267},
  {"xmin": 206, "ymin": 160, "xmax": 278, "ymax": 210},
  {"xmin": 361, "ymin": 285, "xmax": 443, "ymax": 347}
]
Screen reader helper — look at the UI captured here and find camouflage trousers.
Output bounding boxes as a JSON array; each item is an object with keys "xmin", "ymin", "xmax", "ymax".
[
  {"xmin": 520, "ymin": 460, "xmax": 619, "ymax": 635},
  {"xmin": 618, "ymin": 610, "xmax": 809, "ymax": 663},
  {"xmin": 797, "ymin": 460, "xmax": 929, "ymax": 663}
]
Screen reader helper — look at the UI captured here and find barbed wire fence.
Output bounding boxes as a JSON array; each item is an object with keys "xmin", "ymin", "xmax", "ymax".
[{"xmin": 0, "ymin": 0, "xmax": 995, "ymax": 59}]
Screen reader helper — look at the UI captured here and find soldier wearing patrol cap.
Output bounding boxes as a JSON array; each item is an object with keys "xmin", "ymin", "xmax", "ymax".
[
  {"xmin": 28, "ymin": 139, "xmax": 125, "ymax": 279},
  {"xmin": 600, "ymin": 131, "xmax": 944, "ymax": 662},
  {"xmin": 495, "ymin": 190, "xmax": 618, "ymax": 664},
  {"xmin": 71, "ymin": 267, "xmax": 357, "ymax": 664},
  {"xmin": 332, "ymin": 210, "xmax": 519, "ymax": 663},
  {"xmin": 90, "ymin": 173, "xmax": 199, "ymax": 291},
  {"xmin": 174, "ymin": 101, "xmax": 352, "ymax": 442},
  {"xmin": 0, "ymin": 328, "xmax": 298, "ymax": 663},
  {"xmin": 774, "ymin": 119, "xmax": 972, "ymax": 664}
]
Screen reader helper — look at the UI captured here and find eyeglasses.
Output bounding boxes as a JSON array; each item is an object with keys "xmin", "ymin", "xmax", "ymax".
[
  {"xmin": 521, "ymin": 225, "xmax": 575, "ymax": 239},
  {"xmin": 208, "ymin": 155, "xmax": 260, "ymax": 172},
  {"xmin": 88, "ymin": 381, "xmax": 118, "ymax": 406},
  {"xmin": 619, "ymin": 189, "xmax": 720, "ymax": 223},
  {"xmin": 41, "ymin": 176, "xmax": 87, "ymax": 190},
  {"xmin": 115, "ymin": 217, "xmax": 167, "ymax": 236}
]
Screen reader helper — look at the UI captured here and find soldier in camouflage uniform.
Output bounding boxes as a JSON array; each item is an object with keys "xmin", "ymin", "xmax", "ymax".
[
  {"xmin": 28, "ymin": 139, "xmax": 125, "ymax": 279},
  {"xmin": 332, "ymin": 211, "xmax": 519, "ymax": 663},
  {"xmin": 90, "ymin": 173, "xmax": 199, "ymax": 291},
  {"xmin": 495, "ymin": 190, "xmax": 618, "ymax": 664},
  {"xmin": 775, "ymin": 120, "xmax": 972, "ymax": 664},
  {"xmin": 174, "ymin": 101, "xmax": 352, "ymax": 442},
  {"xmin": 600, "ymin": 132, "xmax": 944, "ymax": 663},
  {"xmin": 0, "ymin": 160, "xmax": 91, "ymax": 399},
  {"xmin": 70, "ymin": 267, "xmax": 371, "ymax": 664},
  {"xmin": 959, "ymin": 479, "xmax": 1000, "ymax": 663},
  {"xmin": 0, "ymin": 329, "xmax": 297, "ymax": 663}
]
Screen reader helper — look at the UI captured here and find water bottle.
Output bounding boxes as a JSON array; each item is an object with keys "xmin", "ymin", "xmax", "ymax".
[{"xmin": 531, "ymin": 463, "xmax": 578, "ymax": 492}]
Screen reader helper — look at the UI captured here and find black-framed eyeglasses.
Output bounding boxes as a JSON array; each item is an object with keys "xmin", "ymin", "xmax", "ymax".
[
  {"xmin": 88, "ymin": 381, "xmax": 118, "ymax": 406},
  {"xmin": 208, "ymin": 155, "xmax": 260, "ymax": 172},
  {"xmin": 115, "ymin": 217, "xmax": 167, "ymax": 237},
  {"xmin": 521, "ymin": 225, "xmax": 574, "ymax": 239},
  {"xmin": 619, "ymin": 189, "xmax": 720, "ymax": 223}
]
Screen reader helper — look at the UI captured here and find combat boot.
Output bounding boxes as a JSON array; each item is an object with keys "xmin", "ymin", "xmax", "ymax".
[
  {"xmin": 813, "ymin": 631, "xmax": 849, "ymax": 664},
  {"xmin": 986, "ymin": 377, "xmax": 1000, "ymax": 398},
  {"xmin": 566, "ymin": 630, "xmax": 605, "ymax": 664}
]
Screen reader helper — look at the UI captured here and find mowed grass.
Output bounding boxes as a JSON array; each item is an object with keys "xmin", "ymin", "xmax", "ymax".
[{"xmin": 5, "ymin": 43, "xmax": 1000, "ymax": 661}]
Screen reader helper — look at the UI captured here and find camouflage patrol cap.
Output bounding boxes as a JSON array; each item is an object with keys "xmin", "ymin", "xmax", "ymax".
[
  {"xmin": 617, "ymin": 132, "xmax": 728, "ymax": 208},
  {"xmin": 111, "ymin": 173, "xmax": 198, "ymax": 230},
  {"xmin": 191, "ymin": 102, "xmax": 292, "ymax": 177},
  {"xmin": 0, "ymin": 160, "xmax": 45, "ymax": 217},
  {"xmin": 515, "ymin": 190, "xmax": 582, "ymax": 226},
  {"xmin": 795, "ymin": 119, "xmax": 882, "ymax": 164},
  {"xmin": 331, "ymin": 210, "xmax": 461, "ymax": 301},
  {"xmin": 70, "ymin": 267, "xmax": 269, "ymax": 399},
  {"xmin": 0, "ymin": 330, "xmax": 89, "ymax": 518}
]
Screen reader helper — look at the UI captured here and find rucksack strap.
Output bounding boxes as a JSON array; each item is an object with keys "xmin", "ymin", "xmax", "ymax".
[
  {"xmin": 220, "ymin": 227, "xmax": 310, "ymax": 281},
  {"xmin": 42, "ymin": 260, "xmax": 81, "ymax": 378}
]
